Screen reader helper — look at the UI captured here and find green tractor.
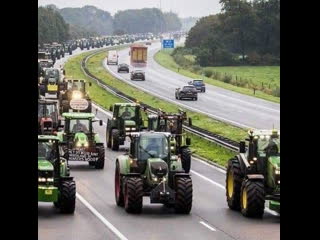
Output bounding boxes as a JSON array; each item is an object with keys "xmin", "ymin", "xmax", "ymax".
[
  {"xmin": 147, "ymin": 109, "xmax": 192, "ymax": 173},
  {"xmin": 57, "ymin": 112, "xmax": 105, "ymax": 169},
  {"xmin": 38, "ymin": 135, "xmax": 76, "ymax": 213},
  {"xmin": 115, "ymin": 131, "xmax": 193, "ymax": 214},
  {"xmin": 226, "ymin": 129, "xmax": 280, "ymax": 218},
  {"xmin": 106, "ymin": 103, "xmax": 146, "ymax": 151},
  {"xmin": 59, "ymin": 79, "xmax": 92, "ymax": 113}
]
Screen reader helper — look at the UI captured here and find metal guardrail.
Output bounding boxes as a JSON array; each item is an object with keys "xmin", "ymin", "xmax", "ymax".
[{"xmin": 80, "ymin": 49, "xmax": 239, "ymax": 152}]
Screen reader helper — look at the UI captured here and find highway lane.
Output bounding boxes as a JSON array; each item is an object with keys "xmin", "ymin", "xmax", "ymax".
[
  {"xmin": 104, "ymin": 42, "xmax": 280, "ymax": 129},
  {"xmin": 39, "ymin": 44, "xmax": 279, "ymax": 240},
  {"xmin": 70, "ymin": 104, "xmax": 279, "ymax": 240}
]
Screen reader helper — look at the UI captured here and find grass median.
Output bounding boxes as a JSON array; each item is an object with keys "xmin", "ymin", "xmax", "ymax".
[{"xmin": 64, "ymin": 49, "xmax": 239, "ymax": 167}]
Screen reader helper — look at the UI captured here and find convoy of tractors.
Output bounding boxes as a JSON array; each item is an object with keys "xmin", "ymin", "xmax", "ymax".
[{"xmin": 38, "ymin": 33, "xmax": 280, "ymax": 219}]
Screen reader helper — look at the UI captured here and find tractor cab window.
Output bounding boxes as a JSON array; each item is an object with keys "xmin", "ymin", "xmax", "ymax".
[
  {"xmin": 118, "ymin": 106, "xmax": 136, "ymax": 120},
  {"xmin": 70, "ymin": 119, "xmax": 90, "ymax": 133},
  {"xmin": 38, "ymin": 104, "xmax": 56, "ymax": 118},
  {"xmin": 38, "ymin": 141, "xmax": 58, "ymax": 161},
  {"xmin": 257, "ymin": 137, "xmax": 280, "ymax": 157},
  {"xmin": 138, "ymin": 135, "xmax": 169, "ymax": 161},
  {"xmin": 166, "ymin": 119, "xmax": 178, "ymax": 134}
]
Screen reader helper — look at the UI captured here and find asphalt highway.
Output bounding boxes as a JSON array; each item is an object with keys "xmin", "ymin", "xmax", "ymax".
[
  {"xmin": 104, "ymin": 41, "xmax": 280, "ymax": 129},
  {"xmin": 38, "ymin": 43, "xmax": 280, "ymax": 240}
]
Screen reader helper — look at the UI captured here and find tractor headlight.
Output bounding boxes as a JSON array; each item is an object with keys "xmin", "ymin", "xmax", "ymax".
[
  {"xmin": 84, "ymin": 142, "xmax": 89, "ymax": 147},
  {"xmin": 72, "ymin": 91, "xmax": 83, "ymax": 100},
  {"xmin": 38, "ymin": 178, "xmax": 46, "ymax": 182},
  {"xmin": 153, "ymin": 177, "xmax": 158, "ymax": 182},
  {"xmin": 125, "ymin": 128, "xmax": 130, "ymax": 131},
  {"xmin": 76, "ymin": 142, "xmax": 82, "ymax": 147},
  {"xmin": 275, "ymin": 169, "xmax": 280, "ymax": 175},
  {"xmin": 47, "ymin": 178, "xmax": 54, "ymax": 182}
]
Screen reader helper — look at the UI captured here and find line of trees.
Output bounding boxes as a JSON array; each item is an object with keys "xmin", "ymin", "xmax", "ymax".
[
  {"xmin": 113, "ymin": 8, "xmax": 181, "ymax": 34},
  {"xmin": 184, "ymin": 0, "xmax": 280, "ymax": 66}
]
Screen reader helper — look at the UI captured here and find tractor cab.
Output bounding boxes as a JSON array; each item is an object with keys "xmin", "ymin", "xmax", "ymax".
[
  {"xmin": 38, "ymin": 135, "xmax": 76, "ymax": 213},
  {"xmin": 147, "ymin": 109, "xmax": 192, "ymax": 172},
  {"xmin": 115, "ymin": 131, "xmax": 193, "ymax": 213},
  {"xmin": 57, "ymin": 113, "xmax": 105, "ymax": 169},
  {"xmin": 226, "ymin": 129, "xmax": 280, "ymax": 217},
  {"xmin": 106, "ymin": 103, "xmax": 145, "ymax": 150},
  {"xmin": 61, "ymin": 113, "xmax": 102, "ymax": 143},
  {"xmin": 38, "ymin": 100, "xmax": 60, "ymax": 134}
]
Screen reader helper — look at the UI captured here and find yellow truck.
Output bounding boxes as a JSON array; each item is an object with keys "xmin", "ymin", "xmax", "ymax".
[{"xmin": 130, "ymin": 44, "xmax": 148, "ymax": 68}]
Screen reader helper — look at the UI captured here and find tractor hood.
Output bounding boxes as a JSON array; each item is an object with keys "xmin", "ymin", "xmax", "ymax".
[
  {"xmin": 38, "ymin": 159, "xmax": 54, "ymax": 171},
  {"xmin": 268, "ymin": 156, "xmax": 280, "ymax": 169},
  {"xmin": 74, "ymin": 132, "xmax": 89, "ymax": 146},
  {"xmin": 147, "ymin": 158, "xmax": 168, "ymax": 178}
]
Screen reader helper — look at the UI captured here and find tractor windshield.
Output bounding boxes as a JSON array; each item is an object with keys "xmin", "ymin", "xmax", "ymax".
[
  {"xmin": 118, "ymin": 106, "xmax": 136, "ymax": 119},
  {"xmin": 138, "ymin": 134, "xmax": 169, "ymax": 161},
  {"xmin": 70, "ymin": 119, "xmax": 90, "ymax": 133},
  {"xmin": 257, "ymin": 137, "xmax": 280, "ymax": 156},
  {"xmin": 38, "ymin": 104, "xmax": 57, "ymax": 118},
  {"xmin": 38, "ymin": 141, "xmax": 58, "ymax": 161},
  {"xmin": 68, "ymin": 82, "xmax": 85, "ymax": 92}
]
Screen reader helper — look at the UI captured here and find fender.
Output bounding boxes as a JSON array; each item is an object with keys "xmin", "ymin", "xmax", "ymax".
[
  {"xmin": 246, "ymin": 174, "xmax": 264, "ymax": 180},
  {"xmin": 116, "ymin": 155, "xmax": 130, "ymax": 175}
]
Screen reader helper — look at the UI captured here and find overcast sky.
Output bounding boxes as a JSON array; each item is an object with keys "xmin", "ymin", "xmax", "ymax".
[{"xmin": 38, "ymin": 0, "xmax": 222, "ymax": 18}]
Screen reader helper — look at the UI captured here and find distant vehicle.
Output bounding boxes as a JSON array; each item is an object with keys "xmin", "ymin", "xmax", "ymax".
[
  {"xmin": 130, "ymin": 43, "xmax": 148, "ymax": 68},
  {"xmin": 107, "ymin": 50, "xmax": 118, "ymax": 65},
  {"xmin": 145, "ymin": 41, "xmax": 152, "ymax": 45},
  {"xmin": 175, "ymin": 86, "xmax": 198, "ymax": 101},
  {"xmin": 188, "ymin": 79, "xmax": 206, "ymax": 92},
  {"xmin": 117, "ymin": 63, "xmax": 129, "ymax": 73},
  {"xmin": 130, "ymin": 70, "xmax": 145, "ymax": 81}
]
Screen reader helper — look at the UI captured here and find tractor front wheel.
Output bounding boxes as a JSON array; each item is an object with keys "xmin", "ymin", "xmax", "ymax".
[
  {"xmin": 181, "ymin": 147, "xmax": 191, "ymax": 173},
  {"xmin": 174, "ymin": 177, "xmax": 193, "ymax": 214},
  {"xmin": 95, "ymin": 147, "xmax": 105, "ymax": 169},
  {"xmin": 124, "ymin": 177, "xmax": 143, "ymax": 213},
  {"xmin": 115, "ymin": 162, "xmax": 124, "ymax": 207},
  {"xmin": 58, "ymin": 180, "xmax": 76, "ymax": 214},
  {"xmin": 226, "ymin": 157, "xmax": 243, "ymax": 211},
  {"xmin": 240, "ymin": 179, "xmax": 265, "ymax": 218},
  {"xmin": 111, "ymin": 129, "xmax": 120, "ymax": 151}
]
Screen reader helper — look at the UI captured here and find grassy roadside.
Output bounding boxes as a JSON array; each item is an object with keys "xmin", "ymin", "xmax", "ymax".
[
  {"xmin": 154, "ymin": 50, "xmax": 280, "ymax": 104},
  {"xmin": 86, "ymin": 51, "xmax": 247, "ymax": 142},
  {"xmin": 64, "ymin": 49, "xmax": 238, "ymax": 167}
]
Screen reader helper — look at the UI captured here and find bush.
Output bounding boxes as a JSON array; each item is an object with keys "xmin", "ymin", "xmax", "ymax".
[
  {"xmin": 222, "ymin": 74, "xmax": 232, "ymax": 83},
  {"xmin": 272, "ymin": 87, "xmax": 280, "ymax": 97},
  {"xmin": 191, "ymin": 65, "xmax": 202, "ymax": 73},
  {"xmin": 204, "ymin": 69, "xmax": 213, "ymax": 78},
  {"xmin": 212, "ymin": 71, "xmax": 221, "ymax": 80},
  {"xmin": 261, "ymin": 53, "xmax": 280, "ymax": 65},
  {"xmin": 247, "ymin": 51, "xmax": 261, "ymax": 65}
]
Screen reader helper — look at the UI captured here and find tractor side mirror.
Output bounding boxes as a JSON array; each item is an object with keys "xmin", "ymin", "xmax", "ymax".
[
  {"xmin": 239, "ymin": 141, "xmax": 246, "ymax": 153},
  {"xmin": 89, "ymin": 82, "xmax": 92, "ymax": 86},
  {"xmin": 188, "ymin": 81, "xmax": 192, "ymax": 85},
  {"xmin": 99, "ymin": 120, "xmax": 103, "ymax": 126},
  {"xmin": 186, "ymin": 137, "xmax": 191, "ymax": 146},
  {"xmin": 63, "ymin": 69, "xmax": 66, "ymax": 75},
  {"xmin": 188, "ymin": 118, "xmax": 192, "ymax": 126},
  {"xmin": 109, "ymin": 105, "xmax": 113, "ymax": 112}
]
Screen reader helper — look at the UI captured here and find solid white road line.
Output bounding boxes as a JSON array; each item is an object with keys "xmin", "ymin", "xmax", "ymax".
[
  {"xmin": 191, "ymin": 170, "xmax": 225, "ymax": 190},
  {"xmin": 199, "ymin": 221, "xmax": 216, "ymax": 232},
  {"xmin": 76, "ymin": 193, "xmax": 128, "ymax": 240}
]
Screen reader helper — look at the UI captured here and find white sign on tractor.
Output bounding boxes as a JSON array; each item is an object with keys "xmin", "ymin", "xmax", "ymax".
[{"xmin": 70, "ymin": 99, "xmax": 89, "ymax": 110}]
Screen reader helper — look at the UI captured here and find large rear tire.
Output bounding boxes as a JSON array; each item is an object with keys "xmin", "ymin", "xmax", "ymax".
[
  {"xmin": 181, "ymin": 147, "xmax": 191, "ymax": 173},
  {"xmin": 115, "ymin": 162, "xmax": 124, "ymax": 207},
  {"xmin": 58, "ymin": 180, "xmax": 76, "ymax": 214},
  {"xmin": 174, "ymin": 177, "xmax": 193, "ymax": 214},
  {"xmin": 226, "ymin": 157, "xmax": 243, "ymax": 210},
  {"xmin": 111, "ymin": 129, "xmax": 120, "ymax": 151},
  {"xmin": 95, "ymin": 146, "xmax": 105, "ymax": 169},
  {"xmin": 240, "ymin": 179, "xmax": 265, "ymax": 218},
  {"xmin": 124, "ymin": 177, "xmax": 143, "ymax": 213}
]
